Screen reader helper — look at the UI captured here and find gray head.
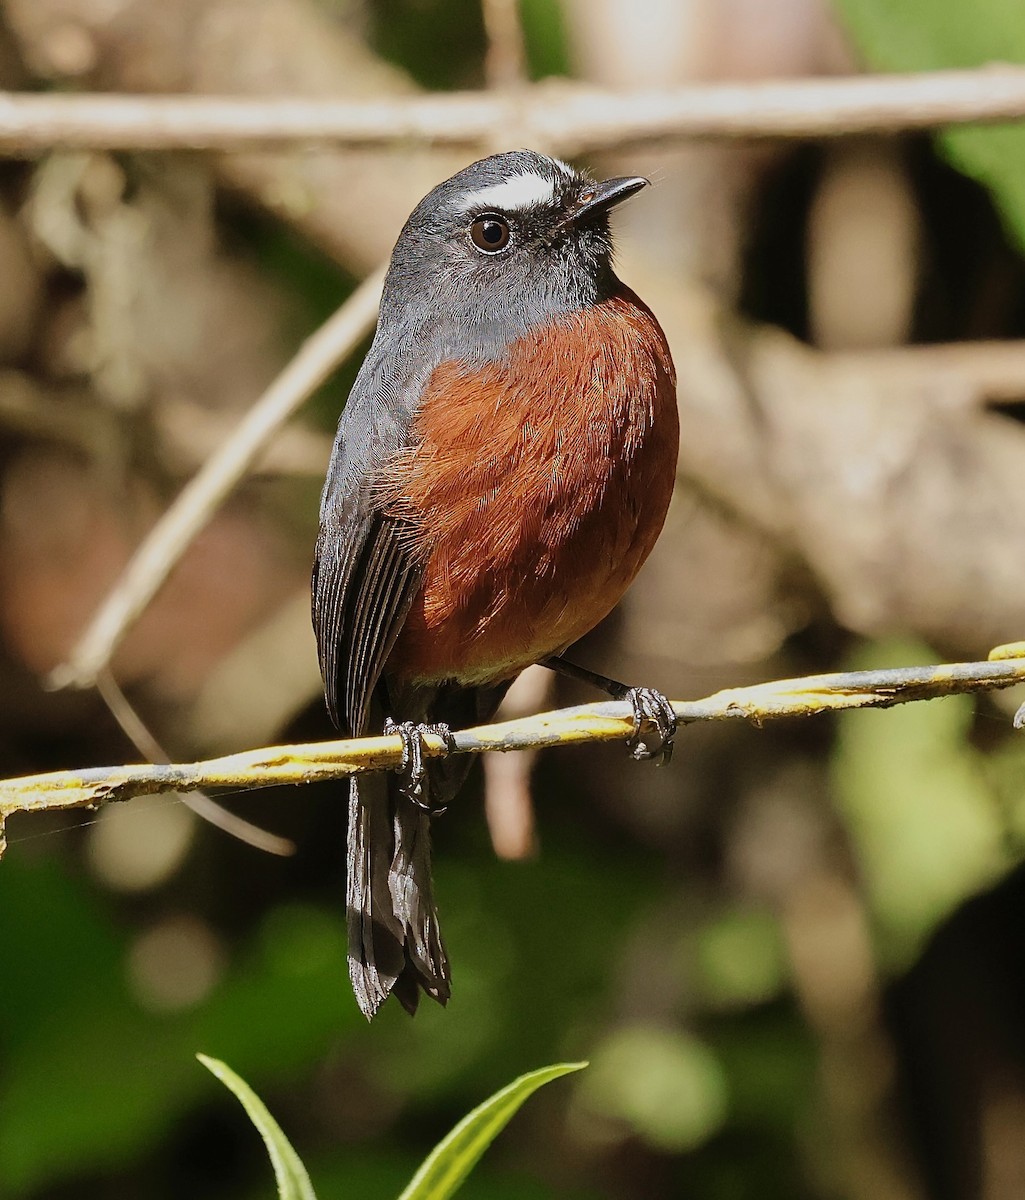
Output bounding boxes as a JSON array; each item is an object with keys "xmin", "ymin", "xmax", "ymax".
[{"xmin": 380, "ymin": 150, "xmax": 648, "ymax": 343}]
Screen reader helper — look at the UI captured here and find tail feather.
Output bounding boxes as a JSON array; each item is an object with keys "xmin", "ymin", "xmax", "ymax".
[
  {"xmin": 388, "ymin": 793, "xmax": 450, "ymax": 1004},
  {"xmin": 346, "ymin": 772, "xmax": 450, "ymax": 1019},
  {"xmin": 344, "ymin": 679, "xmax": 509, "ymax": 1018}
]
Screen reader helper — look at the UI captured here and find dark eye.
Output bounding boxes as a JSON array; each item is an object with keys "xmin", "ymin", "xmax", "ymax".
[{"xmin": 469, "ymin": 214, "xmax": 511, "ymax": 253}]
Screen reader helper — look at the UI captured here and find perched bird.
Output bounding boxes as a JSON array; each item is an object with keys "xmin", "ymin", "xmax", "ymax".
[{"xmin": 313, "ymin": 150, "xmax": 679, "ymax": 1019}]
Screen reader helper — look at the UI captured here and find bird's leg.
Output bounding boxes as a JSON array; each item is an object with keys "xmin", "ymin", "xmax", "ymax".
[
  {"xmin": 542, "ymin": 656, "xmax": 678, "ymax": 764},
  {"xmin": 383, "ymin": 718, "xmax": 456, "ymax": 812}
]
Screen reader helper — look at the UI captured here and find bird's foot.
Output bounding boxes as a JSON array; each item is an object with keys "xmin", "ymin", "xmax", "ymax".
[
  {"xmin": 623, "ymin": 687, "xmax": 678, "ymax": 765},
  {"xmin": 383, "ymin": 719, "xmax": 455, "ymax": 813},
  {"xmin": 541, "ymin": 656, "xmax": 678, "ymax": 766}
]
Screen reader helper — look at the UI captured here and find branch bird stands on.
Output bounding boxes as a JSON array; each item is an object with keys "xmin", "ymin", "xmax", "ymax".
[{"xmin": 3, "ymin": 650, "xmax": 1025, "ymax": 849}]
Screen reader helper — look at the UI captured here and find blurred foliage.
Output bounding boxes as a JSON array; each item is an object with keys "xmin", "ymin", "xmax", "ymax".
[
  {"xmin": 367, "ymin": 0, "xmax": 569, "ymax": 87},
  {"xmin": 0, "ymin": 794, "xmax": 821, "ymax": 1198},
  {"xmin": 832, "ymin": 639, "xmax": 1008, "ymax": 966},
  {"xmin": 575, "ymin": 1026, "xmax": 728, "ymax": 1153},
  {"xmin": 693, "ymin": 905, "xmax": 788, "ymax": 1010},
  {"xmin": 0, "ymin": 855, "xmax": 355, "ymax": 1195},
  {"xmin": 518, "ymin": 0, "xmax": 571, "ymax": 79},
  {"xmin": 370, "ymin": 0, "xmax": 487, "ymax": 90},
  {"xmin": 835, "ymin": 0, "xmax": 1025, "ymax": 251}
]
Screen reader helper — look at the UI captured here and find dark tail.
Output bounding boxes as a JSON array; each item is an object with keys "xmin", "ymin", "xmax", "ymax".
[{"xmin": 345, "ymin": 771, "xmax": 450, "ymax": 1019}]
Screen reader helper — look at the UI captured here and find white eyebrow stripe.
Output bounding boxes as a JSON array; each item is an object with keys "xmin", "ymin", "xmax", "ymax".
[{"xmin": 457, "ymin": 171, "xmax": 559, "ymax": 214}]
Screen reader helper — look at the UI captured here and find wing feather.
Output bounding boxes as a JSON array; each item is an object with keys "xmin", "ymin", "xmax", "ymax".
[
  {"xmin": 312, "ymin": 354, "xmax": 426, "ymax": 735},
  {"xmin": 343, "ymin": 520, "xmax": 421, "ymax": 734},
  {"xmin": 313, "ymin": 513, "xmax": 423, "ymax": 736}
]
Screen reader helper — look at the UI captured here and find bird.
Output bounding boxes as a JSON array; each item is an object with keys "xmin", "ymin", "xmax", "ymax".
[{"xmin": 312, "ymin": 150, "xmax": 679, "ymax": 1020}]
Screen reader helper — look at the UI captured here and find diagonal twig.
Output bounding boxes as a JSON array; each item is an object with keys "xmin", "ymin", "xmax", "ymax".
[{"xmin": 48, "ymin": 263, "xmax": 387, "ymax": 692}]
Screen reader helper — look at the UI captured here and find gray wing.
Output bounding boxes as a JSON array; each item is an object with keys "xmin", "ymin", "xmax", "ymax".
[{"xmin": 312, "ymin": 360, "xmax": 424, "ymax": 736}]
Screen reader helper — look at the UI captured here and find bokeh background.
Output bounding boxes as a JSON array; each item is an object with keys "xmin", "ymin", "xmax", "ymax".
[{"xmin": 3, "ymin": 1, "xmax": 1025, "ymax": 1197}]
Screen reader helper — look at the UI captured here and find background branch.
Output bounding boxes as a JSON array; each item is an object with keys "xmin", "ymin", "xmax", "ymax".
[{"xmin": 1, "ymin": 68, "xmax": 1025, "ymax": 156}]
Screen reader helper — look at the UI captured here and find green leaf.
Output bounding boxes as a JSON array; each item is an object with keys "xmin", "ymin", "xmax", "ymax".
[
  {"xmin": 197, "ymin": 1055, "xmax": 317, "ymax": 1200},
  {"xmin": 397, "ymin": 1063, "xmax": 586, "ymax": 1200},
  {"xmin": 833, "ymin": 0, "xmax": 1025, "ymax": 251}
]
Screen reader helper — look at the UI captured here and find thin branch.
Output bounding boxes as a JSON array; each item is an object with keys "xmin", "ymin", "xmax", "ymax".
[
  {"xmin": 5, "ymin": 652, "xmax": 1025, "ymax": 853},
  {"xmin": 48, "ymin": 263, "xmax": 387, "ymax": 692},
  {"xmin": 482, "ymin": 0, "xmax": 529, "ymax": 91},
  {"xmin": 1, "ymin": 68, "xmax": 1025, "ymax": 156},
  {"xmin": 96, "ymin": 670, "xmax": 296, "ymax": 856},
  {"xmin": 483, "ymin": 663, "xmax": 549, "ymax": 860}
]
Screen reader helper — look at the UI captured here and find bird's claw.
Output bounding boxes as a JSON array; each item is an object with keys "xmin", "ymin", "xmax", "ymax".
[
  {"xmin": 383, "ymin": 718, "xmax": 455, "ymax": 813},
  {"xmin": 624, "ymin": 687, "xmax": 677, "ymax": 765}
]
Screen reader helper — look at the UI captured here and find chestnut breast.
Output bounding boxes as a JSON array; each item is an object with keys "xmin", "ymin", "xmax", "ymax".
[{"xmin": 384, "ymin": 286, "xmax": 678, "ymax": 686}]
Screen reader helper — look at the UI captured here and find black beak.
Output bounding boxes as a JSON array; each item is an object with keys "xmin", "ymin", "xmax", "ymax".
[{"xmin": 571, "ymin": 175, "xmax": 649, "ymax": 224}]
